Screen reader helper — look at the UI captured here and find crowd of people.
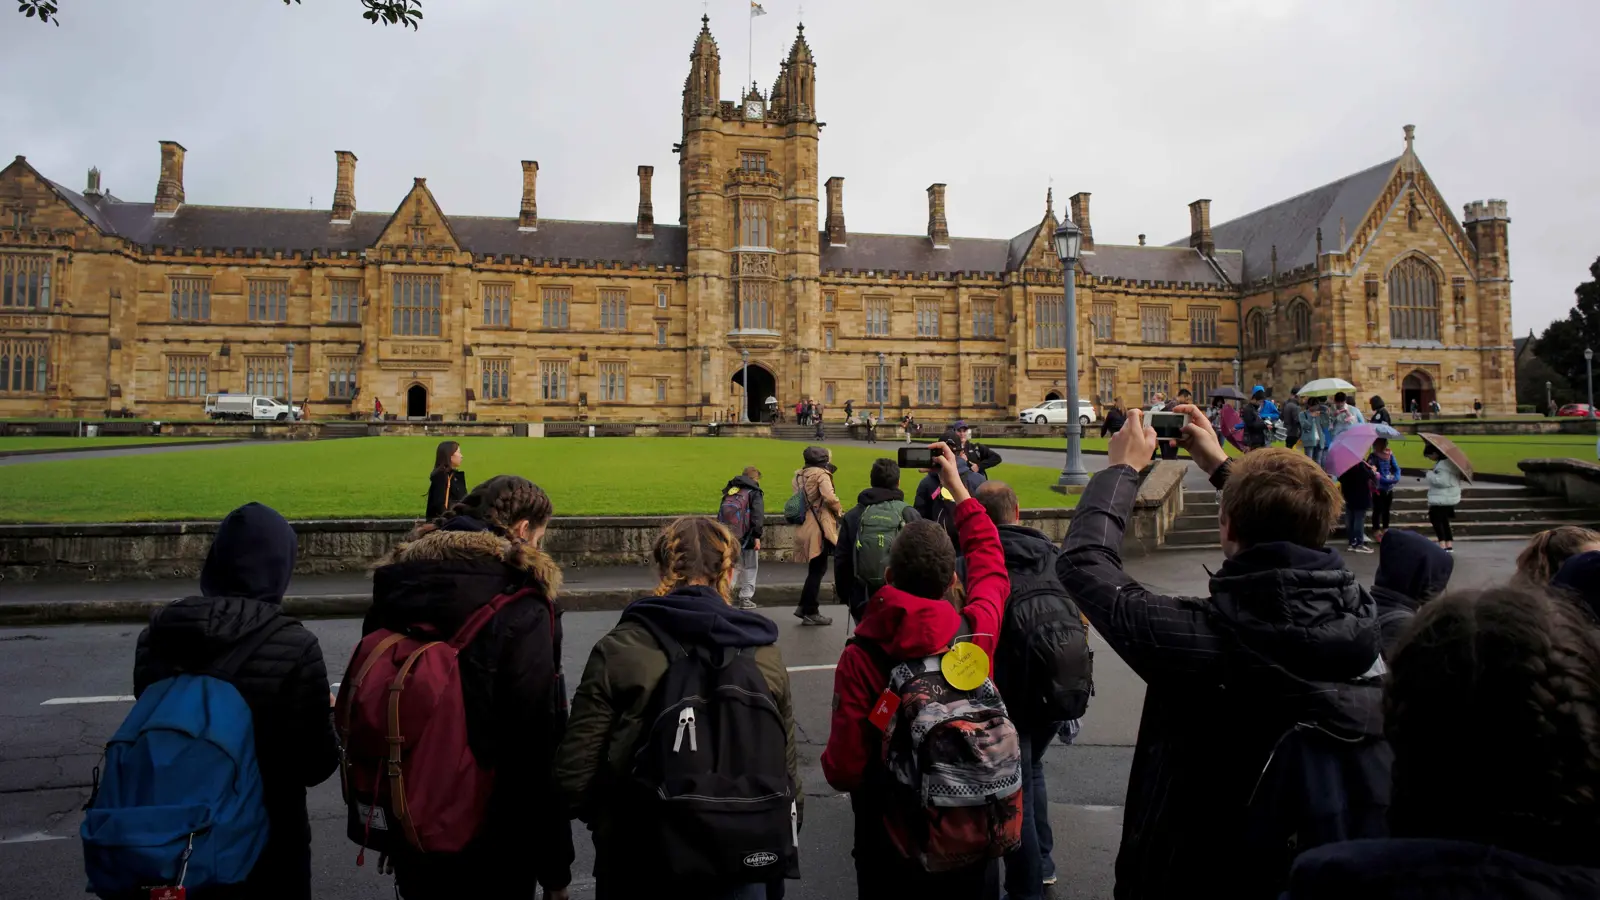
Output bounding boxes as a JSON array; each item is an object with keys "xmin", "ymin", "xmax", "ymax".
[{"xmin": 79, "ymin": 408, "xmax": 1600, "ymax": 900}]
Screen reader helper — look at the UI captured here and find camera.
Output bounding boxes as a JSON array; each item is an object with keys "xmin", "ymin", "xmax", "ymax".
[
  {"xmin": 898, "ymin": 446, "xmax": 934, "ymax": 469},
  {"xmin": 1149, "ymin": 411, "xmax": 1186, "ymax": 441}
]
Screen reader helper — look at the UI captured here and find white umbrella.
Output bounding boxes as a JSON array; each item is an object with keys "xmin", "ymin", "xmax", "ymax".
[{"xmin": 1298, "ymin": 377, "xmax": 1357, "ymax": 397}]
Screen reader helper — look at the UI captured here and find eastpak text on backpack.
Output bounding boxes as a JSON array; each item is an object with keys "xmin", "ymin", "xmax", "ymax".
[
  {"xmin": 854, "ymin": 633, "xmax": 1023, "ymax": 873},
  {"xmin": 853, "ymin": 499, "xmax": 910, "ymax": 598},
  {"xmin": 336, "ymin": 588, "xmax": 542, "ymax": 858},
  {"xmin": 82, "ymin": 618, "xmax": 288, "ymax": 898},
  {"xmin": 626, "ymin": 615, "xmax": 799, "ymax": 882},
  {"xmin": 719, "ymin": 486, "xmax": 754, "ymax": 541}
]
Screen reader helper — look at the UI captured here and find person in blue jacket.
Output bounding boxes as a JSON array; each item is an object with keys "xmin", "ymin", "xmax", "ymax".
[{"xmin": 1367, "ymin": 437, "xmax": 1402, "ymax": 540}]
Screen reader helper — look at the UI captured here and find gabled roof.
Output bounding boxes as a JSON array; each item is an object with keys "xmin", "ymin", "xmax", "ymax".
[
  {"xmin": 1171, "ymin": 157, "xmax": 1400, "ymax": 283},
  {"xmin": 1084, "ymin": 245, "xmax": 1240, "ymax": 286}
]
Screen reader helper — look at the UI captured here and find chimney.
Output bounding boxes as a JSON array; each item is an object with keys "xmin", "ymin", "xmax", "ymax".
[
  {"xmin": 927, "ymin": 183, "xmax": 949, "ymax": 249},
  {"xmin": 824, "ymin": 176, "xmax": 847, "ymax": 246},
  {"xmin": 636, "ymin": 165, "xmax": 655, "ymax": 239},
  {"xmin": 153, "ymin": 140, "xmax": 186, "ymax": 217},
  {"xmin": 84, "ymin": 167, "xmax": 102, "ymax": 198},
  {"xmin": 519, "ymin": 160, "xmax": 539, "ymax": 232},
  {"xmin": 331, "ymin": 150, "xmax": 357, "ymax": 224},
  {"xmin": 1188, "ymin": 198, "xmax": 1214, "ymax": 256},
  {"xmin": 1068, "ymin": 191, "xmax": 1094, "ymax": 251},
  {"xmin": 1138, "ymin": 234, "xmax": 1146, "ymax": 246}
]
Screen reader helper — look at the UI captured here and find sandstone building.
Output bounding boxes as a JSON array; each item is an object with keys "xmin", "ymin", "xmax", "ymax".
[{"xmin": 0, "ymin": 17, "xmax": 1514, "ymax": 423}]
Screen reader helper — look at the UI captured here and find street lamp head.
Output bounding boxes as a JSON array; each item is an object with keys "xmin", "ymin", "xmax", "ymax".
[
  {"xmin": 878, "ymin": 351, "xmax": 886, "ymax": 364},
  {"xmin": 1587, "ymin": 348, "xmax": 1594, "ymax": 362},
  {"xmin": 1052, "ymin": 219, "xmax": 1082, "ymax": 266}
]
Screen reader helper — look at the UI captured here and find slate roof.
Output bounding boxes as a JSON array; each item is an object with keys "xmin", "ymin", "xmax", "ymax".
[
  {"xmin": 1084, "ymin": 244, "xmax": 1240, "ymax": 286},
  {"xmin": 819, "ymin": 232, "xmax": 1012, "ymax": 274},
  {"xmin": 1172, "ymin": 157, "xmax": 1400, "ymax": 283}
]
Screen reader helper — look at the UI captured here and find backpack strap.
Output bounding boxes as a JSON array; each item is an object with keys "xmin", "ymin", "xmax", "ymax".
[
  {"xmin": 209, "ymin": 616, "xmax": 293, "ymax": 682},
  {"xmin": 847, "ymin": 634, "xmax": 894, "ymax": 679},
  {"xmin": 625, "ymin": 610, "xmax": 688, "ymax": 662},
  {"xmin": 447, "ymin": 586, "xmax": 535, "ymax": 651}
]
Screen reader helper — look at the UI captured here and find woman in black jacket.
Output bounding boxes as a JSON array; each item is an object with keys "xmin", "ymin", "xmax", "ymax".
[
  {"xmin": 368, "ymin": 475, "xmax": 574, "ymax": 900},
  {"xmin": 424, "ymin": 440, "xmax": 467, "ymax": 520}
]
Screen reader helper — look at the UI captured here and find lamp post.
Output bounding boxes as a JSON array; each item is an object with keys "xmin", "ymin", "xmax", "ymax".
[
  {"xmin": 1586, "ymin": 348, "xmax": 1595, "ymax": 420},
  {"xmin": 285, "ymin": 341, "xmax": 296, "ymax": 422},
  {"xmin": 876, "ymin": 351, "xmax": 886, "ymax": 423},
  {"xmin": 1053, "ymin": 218, "xmax": 1088, "ymax": 487},
  {"xmin": 1547, "ymin": 381, "xmax": 1554, "ymax": 418},
  {"xmin": 740, "ymin": 348, "xmax": 750, "ymax": 424},
  {"xmin": 1232, "ymin": 357, "xmax": 1241, "ymax": 391}
]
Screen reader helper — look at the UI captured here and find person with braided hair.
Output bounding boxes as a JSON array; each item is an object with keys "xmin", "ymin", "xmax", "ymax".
[
  {"xmin": 557, "ymin": 516, "xmax": 802, "ymax": 900},
  {"xmin": 363, "ymin": 474, "xmax": 574, "ymax": 900},
  {"xmin": 1517, "ymin": 525, "xmax": 1600, "ymax": 587},
  {"xmin": 1285, "ymin": 584, "xmax": 1600, "ymax": 898}
]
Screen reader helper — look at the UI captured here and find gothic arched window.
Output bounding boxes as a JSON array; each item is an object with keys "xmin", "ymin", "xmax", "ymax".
[
  {"xmin": 1245, "ymin": 308, "xmax": 1269, "ymax": 353},
  {"xmin": 1289, "ymin": 299, "xmax": 1313, "ymax": 346},
  {"xmin": 1388, "ymin": 256, "xmax": 1440, "ymax": 342}
]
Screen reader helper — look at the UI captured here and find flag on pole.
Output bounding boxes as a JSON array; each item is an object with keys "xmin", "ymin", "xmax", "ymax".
[{"xmin": 751, "ymin": 1, "xmax": 768, "ymax": 16}]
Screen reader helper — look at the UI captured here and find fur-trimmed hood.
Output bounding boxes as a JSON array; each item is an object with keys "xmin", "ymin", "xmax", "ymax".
[
  {"xmin": 381, "ymin": 525, "xmax": 563, "ymax": 598},
  {"xmin": 369, "ymin": 521, "xmax": 563, "ymax": 641}
]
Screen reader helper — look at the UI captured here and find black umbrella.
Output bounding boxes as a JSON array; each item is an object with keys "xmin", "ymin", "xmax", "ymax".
[{"xmin": 1210, "ymin": 386, "xmax": 1248, "ymax": 400}]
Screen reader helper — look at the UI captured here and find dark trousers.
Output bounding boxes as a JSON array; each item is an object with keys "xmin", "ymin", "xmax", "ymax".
[
  {"xmin": 1429, "ymin": 504, "xmax": 1455, "ymax": 542},
  {"xmin": 1372, "ymin": 491, "xmax": 1394, "ymax": 531},
  {"xmin": 799, "ymin": 541, "xmax": 833, "ymax": 615},
  {"xmin": 851, "ymin": 793, "xmax": 999, "ymax": 900},
  {"xmin": 1286, "ymin": 434, "xmax": 1300, "ymax": 449},
  {"xmin": 1002, "ymin": 725, "xmax": 1058, "ymax": 900},
  {"xmin": 1346, "ymin": 506, "xmax": 1368, "ymax": 547}
]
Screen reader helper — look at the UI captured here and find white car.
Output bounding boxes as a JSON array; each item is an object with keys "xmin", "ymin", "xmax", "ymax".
[{"xmin": 1019, "ymin": 399, "xmax": 1098, "ymax": 426}]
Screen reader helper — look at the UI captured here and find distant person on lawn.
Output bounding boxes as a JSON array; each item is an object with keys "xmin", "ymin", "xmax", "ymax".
[{"xmin": 424, "ymin": 440, "xmax": 466, "ymax": 520}]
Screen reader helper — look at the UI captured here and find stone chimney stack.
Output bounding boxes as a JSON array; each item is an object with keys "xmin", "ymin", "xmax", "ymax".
[
  {"xmin": 1138, "ymin": 234, "xmax": 1146, "ymax": 246},
  {"xmin": 153, "ymin": 140, "xmax": 186, "ymax": 217},
  {"xmin": 519, "ymin": 160, "xmax": 539, "ymax": 232},
  {"xmin": 824, "ymin": 176, "xmax": 846, "ymax": 246},
  {"xmin": 1188, "ymin": 198, "xmax": 1214, "ymax": 256},
  {"xmin": 636, "ymin": 165, "xmax": 655, "ymax": 239},
  {"xmin": 1068, "ymin": 191, "xmax": 1094, "ymax": 251},
  {"xmin": 927, "ymin": 183, "xmax": 949, "ymax": 249},
  {"xmin": 84, "ymin": 167, "xmax": 102, "ymax": 198},
  {"xmin": 331, "ymin": 150, "xmax": 357, "ymax": 224}
]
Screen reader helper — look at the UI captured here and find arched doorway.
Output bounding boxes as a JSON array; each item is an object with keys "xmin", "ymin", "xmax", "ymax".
[
  {"xmin": 406, "ymin": 384, "xmax": 428, "ymax": 419},
  {"xmin": 1401, "ymin": 370, "xmax": 1435, "ymax": 417},
  {"xmin": 1044, "ymin": 390, "xmax": 1063, "ymax": 402},
  {"xmin": 730, "ymin": 363, "xmax": 777, "ymax": 422}
]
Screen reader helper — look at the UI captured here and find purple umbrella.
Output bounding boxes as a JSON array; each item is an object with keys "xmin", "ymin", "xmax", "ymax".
[{"xmin": 1323, "ymin": 423, "xmax": 1391, "ymax": 477}]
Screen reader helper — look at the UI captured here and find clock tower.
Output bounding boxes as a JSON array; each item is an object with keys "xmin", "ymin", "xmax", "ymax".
[{"xmin": 677, "ymin": 17, "xmax": 821, "ymax": 418}]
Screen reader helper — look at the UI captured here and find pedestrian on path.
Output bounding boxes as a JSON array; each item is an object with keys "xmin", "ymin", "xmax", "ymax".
[
  {"xmin": 719, "ymin": 466, "xmax": 765, "ymax": 610},
  {"xmin": 1368, "ymin": 438, "xmax": 1401, "ymax": 539},
  {"xmin": 791, "ymin": 446, "xmax": 840, "ymax": 626},
  {"xmin": 558, "ymin": 516, "xmax": 802, "ymax": 900},
  {"xmin": 1424, "ymin": 444, "xmax": 1463, "ymax": 552},
  {"xmin": 424, "ymin": 440, "xmax": 466, "ymax": 520},
  {"xmin": 1056, "ymin": 406, "xmax": 1388, "ymax": 899},
  {"xmin": 131, "ymin": 502, "xmax": 340, "ymax": 900},
  {"xmin": 363, "ymin": 475, "xmax": 573, "ymax": 900},
  {"xmin": 1285, "ymin": 585, "xmax": 1600, "ymax": 898},
  {"xmin": 1100, "ymin": 399, "xmax": 1127, "ymax": 437},
  {"xmin": 833, "ymin": 457, "xmax": 920, "ymax": 622}
]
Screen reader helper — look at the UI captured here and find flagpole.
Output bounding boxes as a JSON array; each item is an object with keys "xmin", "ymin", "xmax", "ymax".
[{"xmin": 748, "ymin": 6, "xmax": 754, "ymax": 95}]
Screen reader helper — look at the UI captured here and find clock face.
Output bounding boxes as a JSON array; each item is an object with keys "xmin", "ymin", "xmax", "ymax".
[{"xmin": 744, "ymin": 100, "xmax": 763, "ymax": 120}]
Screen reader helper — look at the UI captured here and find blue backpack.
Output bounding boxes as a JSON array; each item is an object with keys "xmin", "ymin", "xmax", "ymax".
[{"xmin": 82, "ymin": 619, "xmax": 287, "ymax": 897}]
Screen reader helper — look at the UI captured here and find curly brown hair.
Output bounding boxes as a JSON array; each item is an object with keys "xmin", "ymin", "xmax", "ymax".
[
  {"xmin": 1385, "ymin": 584, "xmax": 1600, "ymax": 863},
  {"xmin": 432, "ymin": 474, "xmax": 553, "ymax": 537},
  {"xmin": 652, "ymin": 516, "xmax": 739, "ymax": 602},
  {"xmin": 1517, "ymin": 526, "xmax": 1600, "ymax": 586}
]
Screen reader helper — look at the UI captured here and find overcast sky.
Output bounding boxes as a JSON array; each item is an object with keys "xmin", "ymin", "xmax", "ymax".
[{"xmin": 3, "ymin": 0, "xmax": 1596, "ymax": 335}]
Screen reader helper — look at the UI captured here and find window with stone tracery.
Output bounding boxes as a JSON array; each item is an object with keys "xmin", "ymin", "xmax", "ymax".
[
  {"xmin": 1389, "ymin": 257, "xmax": 1440, "ymax": 342},
  {"xmin": 1289, "ymin": 300, "xmax": 1313, "ymax": 346}
]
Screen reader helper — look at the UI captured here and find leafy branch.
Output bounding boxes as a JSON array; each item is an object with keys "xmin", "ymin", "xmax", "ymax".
[{"xmin": 16, "ymin": 0, "xmax": 423, "ymax": 28}]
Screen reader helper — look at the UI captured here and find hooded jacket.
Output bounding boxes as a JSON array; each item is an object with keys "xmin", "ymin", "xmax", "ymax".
[
  {"xmin": 721, "ymin": 473, "xmax": 765, "ymax": 549},
  {"xmin": 1056, "ymin": 465, "xmax": 1387, "ymax": 900},
  {"xmin": 833, "ymin": 486, "xmax": 922, "ymax": 618},
  {"xmin": 1551, "ymin": 550, "xmax": 1600, "ymax": 625},
  {"xmin": 364, "ymin": 516, "xmax": 573, "ymax": 897},
  {"xmin": 821, "ymin": 496, "xmax": 1011, "ymax": 793},
  {"xmin": 1426, "ymin": 458, "xmax": 1464, "ymax": 506},
  {"xmin": 1285, "ymin": 838, "xmax": 1600, "ymax": 900},
  {"xmin": 133, "ymin": 503, "xmax": 339, "ymax": 900},
  {"xmin": 1371, "ymin": 529, "xmax": 1454, "ymax": 654},
  {"xmin": 556, "ymin": 585, "xmax": 801, "ymax": 878},
  {"xmin": 992, "ymin": 523, "xmax": 1072, "ymax": 726},
  {"xmin": 913, "ymin": 460, "xmax": 988, "ymax": 550},
  {"xmin": 1370, "ymin": 450, "xmax": 1402, "ymax": 492}
]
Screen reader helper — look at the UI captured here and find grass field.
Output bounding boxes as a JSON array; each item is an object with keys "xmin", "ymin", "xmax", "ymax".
[
  {"xmin": 0, "ymin": 437, "xmax": 1078, "ymax": 524},
  {"xmin": 977, "ymin": 432, "xmax": 1596, "ymax": 476},
  {"xmin": 0, "ymin": 436, "xmax": 226, "ymax": 452}
]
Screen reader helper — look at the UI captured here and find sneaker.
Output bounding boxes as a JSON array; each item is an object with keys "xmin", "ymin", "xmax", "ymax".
[
  {"xmin": 799, "ymin": 613, "xmax": 833, "ymax": 626},
  {"xmin": 1043, "ymin": 875, "xmax": 1059, "ymax": 886},
  {"xmin": 736, "ymin": 598, "xmax": 758, "ymax": 610},
  {"xmin": 1353, "ymin": 544, "xmax": 1375, "ymax": 554}
]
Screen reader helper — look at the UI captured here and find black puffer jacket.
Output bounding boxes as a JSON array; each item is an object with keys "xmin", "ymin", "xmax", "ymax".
[
  {"xmin": 363, "ymin": 516, "xmax": 573, "ymax": 899},
  {"xmin": 1371, "ymin": 529, "xmax": 1454, "ymax": 655},
  {"xmin": 1057, "ymin": 464, "xmax": 1387, "ymax": 900},
  {"xmin": 1286, "ymin": 838, "xmax": 1600, "ymax": 900},
  {"xmin": 425, "ymin": 468, "xmax": 468, "ymax": 520},
  {"xmin": 133, "ymin": 503, "xmax": 339, "ymax": 900}
]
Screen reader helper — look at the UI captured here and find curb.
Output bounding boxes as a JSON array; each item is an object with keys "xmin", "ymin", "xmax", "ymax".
[
  {"xmin": 0, "ymin": 439, "xmax": 240, "ymax": 459},
  {"xmin": 0, "ymin": 584, "xmax": 814, "ymax": 628}
]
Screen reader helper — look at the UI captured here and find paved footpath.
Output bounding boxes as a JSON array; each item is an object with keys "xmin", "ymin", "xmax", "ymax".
[{"xmin": 0, "ymin": 538, "xmax": 1533, "ymax": 899}]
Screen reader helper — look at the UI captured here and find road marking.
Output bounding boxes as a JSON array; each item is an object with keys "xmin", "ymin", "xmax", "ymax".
[
  {"xmin": 0, "ymin": 832, "xmax": 71, "ymax": 844},
  {"xmin": 40, "ymin": 695, "xmax": 134, "ymax": 706},
  {"xmin": 784, "ymin": 664, "xmax": 837, "ymax": 673}
]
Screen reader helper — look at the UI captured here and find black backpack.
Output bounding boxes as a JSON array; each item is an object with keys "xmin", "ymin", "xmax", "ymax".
[
  {"xmin": 996, "ymin": 565, "xmax": 1095, "ymax": 725},
  {"xmin": 626, "ymin": 615, "xmax": 799, "ymax": 882}
]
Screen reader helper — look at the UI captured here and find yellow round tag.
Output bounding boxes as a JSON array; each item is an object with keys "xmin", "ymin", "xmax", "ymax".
[
  {"xmin": 941, "ymin": 642, "xmax": 990, "ymax": 691},
  {"xmin": 938, "ymin": 487, "xmax": 954, "ymax": 502}
]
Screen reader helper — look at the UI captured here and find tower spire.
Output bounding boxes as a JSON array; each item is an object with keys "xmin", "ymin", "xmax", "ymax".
[{"xmin": 683, "ymin": 14, "xmax": 722, "ymax": 118}]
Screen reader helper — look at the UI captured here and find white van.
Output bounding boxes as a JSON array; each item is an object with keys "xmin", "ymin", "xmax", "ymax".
[
  {"xmin": 1018, "ymin": 398, "xmax": 1098, "ymax": 426},
  {"xmin": 204, "ymin": 394, "xmax": 303, "ymax": 421}
]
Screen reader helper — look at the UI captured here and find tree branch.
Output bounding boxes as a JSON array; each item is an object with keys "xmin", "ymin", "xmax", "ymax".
[{"xmin": 17, "ymin": 0, "xmax": 423, "ymax": 28}]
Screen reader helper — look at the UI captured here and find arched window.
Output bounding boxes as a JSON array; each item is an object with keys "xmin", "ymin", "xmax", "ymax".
[
  {"xmin": 1245, "ymin": 309, "xmax": 1269, "ymax": 353},
  {"xmin": 1388, "ymin": 257, "xmax": 1440, "ymax": 342},
  {"xmin": 1289, "ymin": 300, "xmax": 1313, "ymax": 346}
]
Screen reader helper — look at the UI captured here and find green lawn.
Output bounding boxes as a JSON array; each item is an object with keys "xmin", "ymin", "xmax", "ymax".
[
  {"xmin": 0, "ymin": 436, "xmax": 227, "ymax": 452},
  {"xmin": 0, "ymin": 437, "xmax": 1077, "ymax": 524}
]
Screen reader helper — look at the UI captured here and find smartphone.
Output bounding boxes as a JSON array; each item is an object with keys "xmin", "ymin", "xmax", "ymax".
[
  {"xmin": 1149, "ymin": 411, "xmax": 1186, "ymax": 441},
  {"xmin": 898, "ymin": 445, "xmax": 934, "ymax": 469}
]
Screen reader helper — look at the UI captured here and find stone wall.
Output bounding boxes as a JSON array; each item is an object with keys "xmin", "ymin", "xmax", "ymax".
[{"xmin": 1519, "ymin": 458, "xmax": 1600, "ymax": 508}]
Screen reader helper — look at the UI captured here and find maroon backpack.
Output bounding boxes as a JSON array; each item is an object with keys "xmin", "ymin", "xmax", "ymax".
[{"xmin": 335, "ymin": 588, "xmax": 537, "ymax": 858}]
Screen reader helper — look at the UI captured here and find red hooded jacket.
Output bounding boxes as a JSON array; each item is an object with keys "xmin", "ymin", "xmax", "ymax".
[{"xmin": 821, "ymin": 496, "xmax": 1011, "ymax": 792}]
